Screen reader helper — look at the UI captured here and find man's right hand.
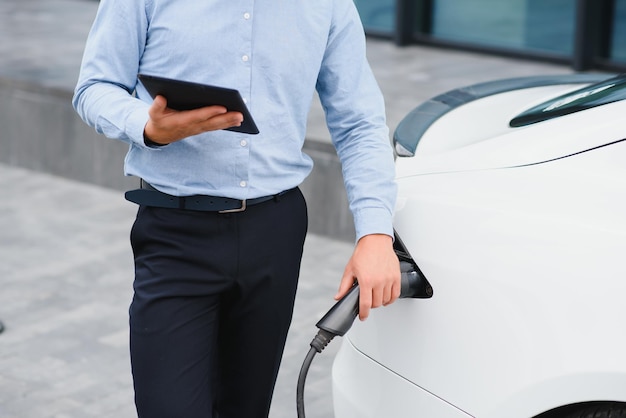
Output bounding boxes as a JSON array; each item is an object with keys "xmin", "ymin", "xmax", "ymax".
[{"xmin": 143, "ymin": 95, "xmax": 244, "ymax": 145}]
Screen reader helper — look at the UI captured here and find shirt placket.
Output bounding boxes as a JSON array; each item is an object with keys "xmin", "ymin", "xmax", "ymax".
[{"xmin": 234, "ymin": 3, "xmax": 254, "ymax": 194}]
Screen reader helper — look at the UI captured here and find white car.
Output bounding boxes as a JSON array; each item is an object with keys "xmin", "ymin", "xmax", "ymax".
[{"xmin": 332, "ymin": 73, "xmax": 626, "ymax": 418}]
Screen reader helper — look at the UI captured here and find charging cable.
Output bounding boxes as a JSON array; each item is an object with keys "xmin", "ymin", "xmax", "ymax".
[{"xmin": 296, "ymin": 261, "xmax": 432, "ymax": 418}]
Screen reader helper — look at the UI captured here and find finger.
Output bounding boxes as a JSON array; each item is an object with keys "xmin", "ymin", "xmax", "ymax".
[
  {"xmin": 190, "ymin": 109, "xmax": 242, "ymax": 130},
  {"xmin": 194, "ymin": 105, "xmax": 229, "ymax": 121},
  {"xmin": 151, "ymin": 95, "xmax": 168, "ymax": 113},
  {"xmin": 391, "ymin": 278, "xmax": 401, "ymax": 301},
  {"xmin": 202, "ymin": 112, "xmax": 244, "ymax": 131},
  {"xmin": 335, "ymin": 269, "xmax": 356, "ymax": 300},
  {"xmin": 216, "ymin": 111, "xmax": 244, "ymax": 127},
  {"xmin": 382, "ymin": 284, "xmax": 393, "ymax": 306},
  {"xmin": 358, "ymin": 286, "xmax": 372, "ymax": 321},
  {"xmin": 370, "ymin": 285, "xmax": 384, "ymax": 309}
]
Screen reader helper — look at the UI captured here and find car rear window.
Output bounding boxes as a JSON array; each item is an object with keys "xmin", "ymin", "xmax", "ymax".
[{"xmin": 509, "ymin": 73, "xmax": 626, "ymax": 127}]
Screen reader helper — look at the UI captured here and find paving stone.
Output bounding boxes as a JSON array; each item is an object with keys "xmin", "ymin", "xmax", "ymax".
[{"xmin": 0, "ymin": 165, "xmax": 353, "ymax": 418}]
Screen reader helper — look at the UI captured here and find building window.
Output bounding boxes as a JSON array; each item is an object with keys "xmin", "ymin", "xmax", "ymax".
[
  {"xmin": 354, "ymin": 0, "xmax": 395, "ymax": 33},
  {"xmin": 612, "ymin": 0, "xmax": 626, "ymax": 62},
  {"xmin": 430, "ymin": 0, "xmax": 575, "ymax": 55},
  {"xmin": 355, "ymin": 0, "xmax": 626, "ymax": 72}
]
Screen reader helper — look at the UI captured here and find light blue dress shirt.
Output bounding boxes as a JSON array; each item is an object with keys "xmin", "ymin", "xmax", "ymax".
[{"xmin": 73, "ymin": 0, "xmax": 397, "ymax": 241}]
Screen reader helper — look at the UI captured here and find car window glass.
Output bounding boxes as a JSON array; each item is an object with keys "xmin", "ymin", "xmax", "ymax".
[{"xmin": 509, "ymin": 74, "xmax": 626, "ymax": 127}]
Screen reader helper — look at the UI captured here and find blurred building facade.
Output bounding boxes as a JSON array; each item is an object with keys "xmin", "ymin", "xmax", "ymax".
[{"xmin": 356, "ymin": 0, "xmax": 626, "ymax": 72}]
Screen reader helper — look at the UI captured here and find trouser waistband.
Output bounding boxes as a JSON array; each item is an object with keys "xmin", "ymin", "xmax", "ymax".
[{"xmin": 124, "ymin": 180, "xmax": 294, "ymax": 213}]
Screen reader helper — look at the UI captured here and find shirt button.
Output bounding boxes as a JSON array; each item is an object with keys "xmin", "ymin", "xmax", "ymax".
[
  {"xmin": 242, "ymin": 55, "xmax": 249, "ymax": 62},
  {"xmin": 240, "ymin": 140, "xmax": 248, "ymax": 147},
  {"xmin": 240, "ymin": 181, "xmax": 247, "ymax": 188},
  {"xmin": 243, "ymin": 12, "xmax": 251, "ymax": 19}
]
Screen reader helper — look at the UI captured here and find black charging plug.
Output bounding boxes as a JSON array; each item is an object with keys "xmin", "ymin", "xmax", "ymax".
[
  {"xmin": 315, "ymin": 260, "xmax": 431, "ymax": 337},
  {"xmin": 296, "ymin": 261, "xmax": 432, "ymax": 417}
]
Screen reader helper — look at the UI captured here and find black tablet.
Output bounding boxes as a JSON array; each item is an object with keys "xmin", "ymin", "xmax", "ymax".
[{"xmin": 138, "ymin": 74, "xmax": 259, "ymax": 135}]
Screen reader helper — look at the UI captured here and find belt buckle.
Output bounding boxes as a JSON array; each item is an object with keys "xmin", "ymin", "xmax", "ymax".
[{"xmin": 218, "ymin": 199, "xmax": 247, "ymax": 213}]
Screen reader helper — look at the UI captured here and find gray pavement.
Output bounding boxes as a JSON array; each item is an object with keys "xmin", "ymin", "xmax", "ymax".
[
  {"xmin": 0, "ymin": 0, "xmax": 577, "ymax": 417},
  {"xmin": 0, "ymin": 164, "xmax": 351, "ymax": 418}
]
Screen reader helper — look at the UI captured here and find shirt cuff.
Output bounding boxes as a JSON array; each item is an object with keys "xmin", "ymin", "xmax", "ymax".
[
  {"xmin": 125, "ymin": 105, "xmax": 160, "ymax": 149},
  {"xmin": 353, "ymin": 206, "xmax": 394, "ymax": 243}
]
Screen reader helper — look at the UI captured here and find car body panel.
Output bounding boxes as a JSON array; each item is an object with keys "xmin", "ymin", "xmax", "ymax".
[
  {"xmin": 392, "ymin": 74, "xmax": 612, "ymax": 158},
  {"xmin": 333, "ymin": 74, "xmax": 626, "ymax": 418},
  {"xmin": 395, "ymin": 88, "xmax": 626, "ymax": 177},
  {"xmin": 332, "ymin": 338, "xmax": 473, "ymax": 418}
]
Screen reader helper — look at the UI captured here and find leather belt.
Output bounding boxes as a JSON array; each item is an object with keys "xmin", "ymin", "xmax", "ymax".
[{"xmin": 124, "ymin": 180, "xmax": 292, "ymax": 213}]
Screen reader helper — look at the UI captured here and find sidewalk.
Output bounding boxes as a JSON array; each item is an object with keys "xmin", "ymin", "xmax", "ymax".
[
  {"xmin": 0, "ymin": 163, "xmax": 352, "ymax": 418},
  {"xmin": 0, "ymin": 0, "xmax": 576, "ymax": 417}
]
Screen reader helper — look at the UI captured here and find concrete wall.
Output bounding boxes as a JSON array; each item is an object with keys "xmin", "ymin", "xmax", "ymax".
[{"xmin": 0, "ymin": 76, "xmax": 355, "ymax": 241}]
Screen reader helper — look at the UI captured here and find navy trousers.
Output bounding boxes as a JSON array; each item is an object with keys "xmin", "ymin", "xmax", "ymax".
[{"xmin": 128, "ymin": 188, "xmax": 308, "ymax": 418}]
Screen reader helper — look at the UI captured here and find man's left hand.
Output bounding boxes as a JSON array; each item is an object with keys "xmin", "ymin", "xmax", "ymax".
[{"xmin": 336, "ymin": 234, "xmax": 401, "ymax": 321}]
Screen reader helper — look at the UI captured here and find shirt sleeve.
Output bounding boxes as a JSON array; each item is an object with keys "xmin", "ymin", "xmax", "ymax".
[
  {"xmin": 316, "ymin": 0, "xmax": 397, "ymax": 242},
  {"xmin": 72, "ymin": 0, "xmax": 153, "ymax": 149}
]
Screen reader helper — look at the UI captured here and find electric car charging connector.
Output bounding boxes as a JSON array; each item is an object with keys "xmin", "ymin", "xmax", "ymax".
[{"xmin": 296, "ymin": 261, "xmax": 432, "ymax": 418}]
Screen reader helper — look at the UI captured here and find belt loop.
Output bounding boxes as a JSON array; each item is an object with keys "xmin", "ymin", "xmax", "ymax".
[{"xmin": 179, "ymin": 196, "xmax": 186, "ymax": 210}]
